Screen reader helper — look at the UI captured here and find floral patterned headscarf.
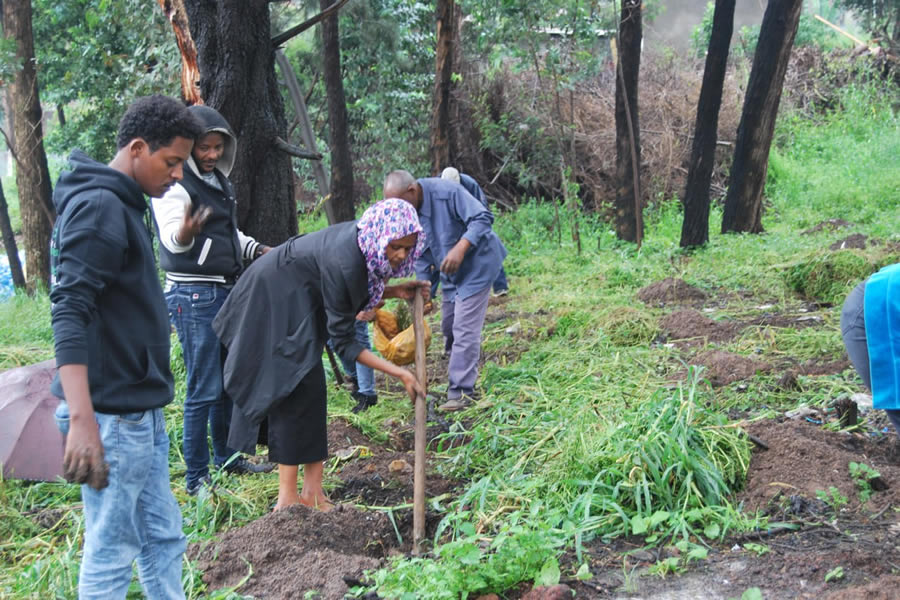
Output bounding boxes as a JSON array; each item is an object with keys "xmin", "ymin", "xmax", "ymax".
[{"xmin": 356, "ymin": 198, "xmax": 425, "ymax": 310}]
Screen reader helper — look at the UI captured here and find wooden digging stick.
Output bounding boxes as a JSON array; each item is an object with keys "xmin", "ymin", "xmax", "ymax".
[{"xmin": 412, "ymin": 292, "xmax": 427, "ymax": 555}]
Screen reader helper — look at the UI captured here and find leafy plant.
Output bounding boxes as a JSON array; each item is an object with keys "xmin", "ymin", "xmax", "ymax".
[
  {"xmin": 744, "ymin": 542, "xmax": 769, "ymax": 556},
  {"xmin": 816, "ymin": 486, "xmax": 849, "ymax": 512},
  {"xmin": 849, "ymin": 461, "xmax": 881, "ymax": 503},
  {"xmin": 825, "ymin": 565, "xmax": 844, "ymax": 582}
]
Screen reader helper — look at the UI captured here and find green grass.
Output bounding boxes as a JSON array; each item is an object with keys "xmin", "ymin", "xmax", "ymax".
[{"xmin": 1, "ymin": 73, "xmax": 898, "ymax": 598}]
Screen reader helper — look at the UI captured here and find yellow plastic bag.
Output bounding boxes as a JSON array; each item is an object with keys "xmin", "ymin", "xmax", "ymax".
[{"xmin": 372, "ymin": 307, "xmax": 431, "ymax": 366}]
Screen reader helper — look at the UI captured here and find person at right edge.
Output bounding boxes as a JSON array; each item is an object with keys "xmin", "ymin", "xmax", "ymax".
[
  {"xmin": 151, "ymin": 104, "xmax": 273, "ymax": 497},
  {"xmin": 841, "ymin": 263, "xmax": 900, "ymax": 436},
  {"xmin": 50, "ymin": 95, "xmax": 203, "ymax": 599}
]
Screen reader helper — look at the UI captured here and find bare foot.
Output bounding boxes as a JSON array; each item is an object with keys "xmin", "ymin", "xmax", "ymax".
[
  {"xmin": 299, "ymin": 492, "xmax": 334, "ymax": 512},
  {"xmin": 273, "ymin": 492, "xmax": 302, "ymax": 511}
]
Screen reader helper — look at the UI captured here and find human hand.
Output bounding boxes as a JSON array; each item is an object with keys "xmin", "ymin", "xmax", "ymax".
[
  {"xmin": 357, "ymin": 309, "xmax": 377, "ymax": 322},
  {"xmin": 392, "ymin": 280, "xmax": 430, "ymax": 302},
  {"xmin": 440, "ymin": 242, "xmax": 468, "ymax": 275},
  {"xmin": 63, "ymin": 420, "xmax": 109, "ymax": 490},
  {"xmin": 176, "ymin": 199, "xmax": 212, "ymax": 245},
  {"xmin": 399, "ymin": 370, "xmax": 424, "ymax": 404}
]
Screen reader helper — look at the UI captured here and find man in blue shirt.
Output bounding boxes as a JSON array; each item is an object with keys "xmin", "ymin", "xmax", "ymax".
[
  {"xmin": 384, "ymin": 170, "xmax": 507, "ymax": 411},
  {"xmin": 441, "ymin": 167, "xmax": 509, "ymax": 296}
]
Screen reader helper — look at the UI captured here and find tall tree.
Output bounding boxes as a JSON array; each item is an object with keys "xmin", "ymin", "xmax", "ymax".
[
  {"xmin": 319, "ymin": 0, "xmax": 354, "ymax": 223},
  {"xmin": 614, "ymin": 0, "xmax": 642, "ymax": 245},
  {"xmin": 2, "ymin": 0, "xmax": 54, "ymax": 290},
  {"xmin": 680, "ymin": 0, "xmax": 735, "ymax": 249},
  {"xmin": 722, "ymin": 0, "xmax": 802, "ymax": 234},
  {"xmin": 430, "ymin": 0, "xmax": 455, "ymax": 175},
  {"xmin": 183, "ymin": 0, "xmax": 296, "ymax": 245}
]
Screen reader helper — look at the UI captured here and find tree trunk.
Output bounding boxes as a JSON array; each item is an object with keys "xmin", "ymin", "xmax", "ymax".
[
  {"xmin": 430, "ymin": 0, "xmax": 455, "ymax": 176},
  {"xmin": 2, "ymin": 0, "xmax": 55, "ymax": 291},
  {"xmin": 680, "ymin": 0, "xmax": 734, "ymax": 248},
  {"xmin": 722, "ymin": 0, "xmax": 802, "ymax": 234},
  {"xmin": 0, "ymin": 179, "xmax": 26, "ymax": 290},
  {"xmin": 614, "ymin": 0, "xmax": 643, "ymax": 244},
  {"xmin": 183, "ymin": 0, "xmax": 296, "ymax": 245},
  {"xmin": 319, "ymin": 0, "xmax": 355, "ymax": 224}
]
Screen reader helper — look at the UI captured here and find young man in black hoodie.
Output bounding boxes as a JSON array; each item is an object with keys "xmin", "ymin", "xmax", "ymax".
[
  {"xmin": 50, "ymin": 95, "xmax": 202, "ymax": 599},
  {"xmin": 151, "ymin": 105, "xmax": 273, "ymax": 496}
]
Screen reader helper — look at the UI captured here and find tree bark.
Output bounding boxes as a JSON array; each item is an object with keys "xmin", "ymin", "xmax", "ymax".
[
  {"xmin": 2, "ymin": 0, "xmax": 55, "ymax": 292},
  {"xmin": 183, "ymin": 0, "xmax": 296, "ymax": 245},
  {"xmin": 319, "ymin": 0, "xmax": 355, "ymax": 224},
  {"xmin": 157, "ymin": 0, "xmax": 203, "ymax": 105},
  {"xmin": 722, "ymin": 0, "xmax": 802, "ymax": 234},
  {"xmin": 430, "ymin": 0, "xmax": 455, "ymax": 176},
  {"xmin": 614, "ymin": 0, "xmax": 643, "ymax": 244},
  {"xmin": 0, "ymin": 179, "xmax": 26, "ymax": 290},
  {"xmin": 680, "ymin": 0, "xmax": 734, "ymax": 248}
]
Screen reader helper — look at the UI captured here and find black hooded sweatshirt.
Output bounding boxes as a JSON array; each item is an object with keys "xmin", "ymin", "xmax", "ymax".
[{"xmin": 50, "ymin": 150, "xmax": 174, "ymax": 413}]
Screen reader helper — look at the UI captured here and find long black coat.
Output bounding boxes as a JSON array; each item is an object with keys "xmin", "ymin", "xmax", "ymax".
[{"xmin": 212, "ymin": 221, "xmax": 368, "ymax": 450}]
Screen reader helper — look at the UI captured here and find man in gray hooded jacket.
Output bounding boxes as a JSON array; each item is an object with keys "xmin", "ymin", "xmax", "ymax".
[{"xmin": 151, "ymin": 105, "xmax": 272, "ymax": 495}]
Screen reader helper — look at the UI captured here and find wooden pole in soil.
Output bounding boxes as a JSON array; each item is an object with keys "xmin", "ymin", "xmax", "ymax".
[{"xmin": 412, "ymin": 293, "xmax": 427, "ymax": 555}]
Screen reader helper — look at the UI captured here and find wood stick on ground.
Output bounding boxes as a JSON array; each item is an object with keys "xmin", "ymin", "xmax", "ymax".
[{"xmin": 412, "ymin": 293, "xmax": 427, "ymax": 555}]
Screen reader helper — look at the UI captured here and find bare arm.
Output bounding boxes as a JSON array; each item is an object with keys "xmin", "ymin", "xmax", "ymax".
[{"xmin": 355, "ymin": 349, "xmax": 424, "ymax": 402}]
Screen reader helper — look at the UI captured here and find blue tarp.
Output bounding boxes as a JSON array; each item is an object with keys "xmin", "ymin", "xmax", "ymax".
[{"xmin": 0, "ymin": 251, "xmax": 24, "ymax": 301}]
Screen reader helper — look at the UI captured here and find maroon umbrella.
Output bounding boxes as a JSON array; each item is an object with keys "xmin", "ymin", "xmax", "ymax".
[{"xmin": 0, "ymin": 359, "xmax": 65, "ymax": 482}]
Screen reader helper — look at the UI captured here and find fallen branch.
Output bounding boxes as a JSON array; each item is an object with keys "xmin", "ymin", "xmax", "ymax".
[
  {"xmin": 274, "ymin": 137, "xmax": 322, "ymax": 160},
  {"xmin": 271, "ymin": 0, "xmax": 351, "ymax": 48}
]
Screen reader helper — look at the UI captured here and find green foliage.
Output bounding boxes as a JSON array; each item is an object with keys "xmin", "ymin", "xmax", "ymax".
[
  {"xmin": 0, "ymin": 290, "xmax": 53, "ymax": 369},
  {"xmin": 33, "ymin": 0, "xmax": 180, "ymax": 162},
  {"xmin": 782, "ymin": 250, "xmax": 875, "ymax": 305},
  {"xmin": 824, "ymin": 565, "xmax": 844, "ymax": 582},
  {"xmin": 689, "ymin": 2, "xmax": 717, "ymax": 58},
  {"xmin": 848, "ymin": 461, "xmax": 881, "ymax": 503},
  {"xmin": 815, "ymin": 486, "xmax": 849, "ymax": 511},
  {"xmin": 371, "ymin": 518, "xmax": 565, "ymax": 599}
]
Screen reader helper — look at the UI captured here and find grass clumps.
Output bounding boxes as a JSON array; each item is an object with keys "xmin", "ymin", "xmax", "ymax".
[
  {"xmin": 783, "ymin": 250, "xmax": 875, "ymax": 305},
  {"xmin": 599, "ymin": 306, "xmax": 659, "ymax": 346}
]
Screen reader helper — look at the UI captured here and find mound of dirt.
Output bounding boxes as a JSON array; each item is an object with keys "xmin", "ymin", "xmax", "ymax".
[
  {"xmin": 693, "ymin": 349, "xmax": 771, "ymax": 386},
  {"xmin": 638, "ymin": 278, "xmax": 707, "ymax": 306},
  {"xmin": 830, "ymin": 233, "xmax": 868, "ymax": 251},
  {"xmin": 659, "ymin": 309, "xmax": 741, "ymax": 345},
  {"xmin": 190, "ymin": 504, "xmax": 394, "ymax": 599},
  {"xmin": 802, "ymin": 218, "xmax": 851, "ymax": 234},
  {"xmin": 738, "ymin": 419, "xmax": 900, "ymax": 514}
]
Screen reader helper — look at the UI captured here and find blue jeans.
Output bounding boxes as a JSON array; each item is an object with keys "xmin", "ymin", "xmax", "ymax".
[
  {"xmin": 332, "ymin": 320, "xmax": 375, "ymax": 396},
  {"xmin": 55, "ymin": 403, "xmax": 186, "ymax": 599},
  {"xmin": 166, "ymin": 283, "xmax": 235, "ymax": 488}
]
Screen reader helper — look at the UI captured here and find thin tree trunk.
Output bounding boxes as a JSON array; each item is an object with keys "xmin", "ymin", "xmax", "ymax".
[
  {"xmin": 2, "ymin": 0, "xmax": 55, "ymax": 291},
  {"xmin": 430, "ymin": 0, "xmax": 455, "ymax": 175},
  {"xmin": 722, "ymin": 0, "xmax": 802, "ymax": 234},
  {"xmin": 319, "ymin": 0, "xmax": 355, "ymax": 224},
  {"xmin": 680, "ymin": 0, "xmax": 734, "ymax": 248},
  {"xmin": 157, "ymin": 0, "xmax": 203, "ymax": 105},
  {"xmin": 0, "ymin": 180, "xmax": 26, "ymax": 290},
  {"xmin": 184, "ymin": 0, "xmax": 296, "ymax": 245},
  {"xmin": 614, "ymin": 0, "xmax": 643, "ymax": 245}
]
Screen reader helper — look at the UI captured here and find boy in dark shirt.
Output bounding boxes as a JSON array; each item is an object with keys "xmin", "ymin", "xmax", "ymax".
[{"xmin": 50, "ymin": 95, "xmax": 202, "ymax": 599}]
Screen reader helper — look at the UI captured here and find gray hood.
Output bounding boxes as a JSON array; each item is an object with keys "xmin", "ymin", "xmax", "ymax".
[{"xmin": 186, "ymin": 104, "xmax": 237, "ymax": 177}]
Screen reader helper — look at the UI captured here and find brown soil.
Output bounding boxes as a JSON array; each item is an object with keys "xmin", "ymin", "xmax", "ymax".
[
  {"xmin": 692, "ymin": 349, "xmax": 772, "ymax": 387},
  {"xmin": 830, "ymin": 233, "xmax": 868, "ymax": 250},
  {"xmin": 802, "ymin": 218, "xmax": 852, "ymax": 234},
  {"xmin": 659, "ymin": 309, "xmax": 742, "ymax": 345},
  {"xmin": 638, "ymin": 277, "xmax": 708, "ymax": 307}
]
